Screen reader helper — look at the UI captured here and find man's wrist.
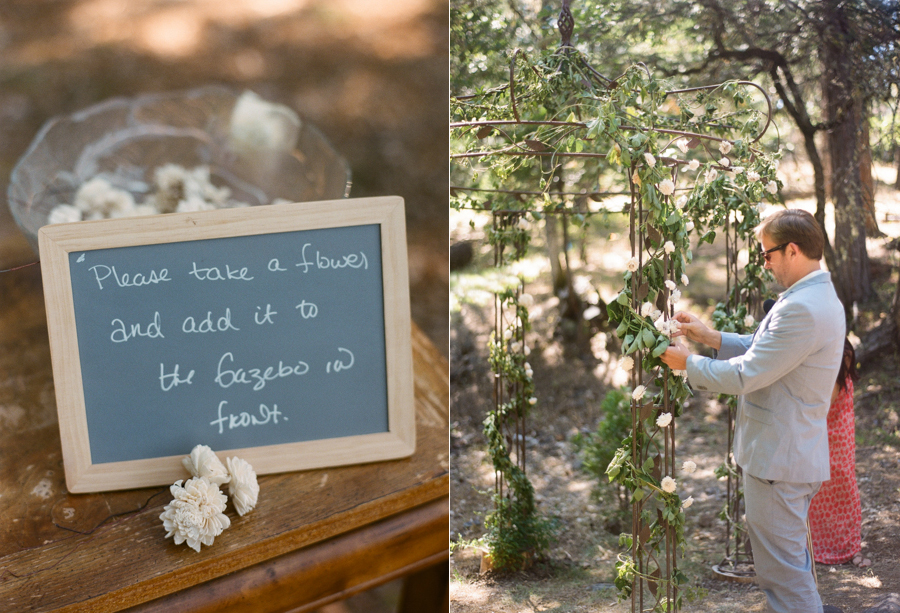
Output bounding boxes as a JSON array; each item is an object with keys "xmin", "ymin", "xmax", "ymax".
[{"xmin": 707, "ymin": 329, "xmax": 722, "ymax": 351}]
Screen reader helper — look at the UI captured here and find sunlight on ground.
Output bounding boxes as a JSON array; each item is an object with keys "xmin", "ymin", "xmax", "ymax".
[{"xmin": 449, "ymin": 581, "xmax": 493, "ymax": 607}]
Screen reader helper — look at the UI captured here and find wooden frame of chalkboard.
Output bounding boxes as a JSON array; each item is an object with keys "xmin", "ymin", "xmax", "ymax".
[{"xmin": 39, "ymin": 196, "xmax": 414, "ymax": 493}]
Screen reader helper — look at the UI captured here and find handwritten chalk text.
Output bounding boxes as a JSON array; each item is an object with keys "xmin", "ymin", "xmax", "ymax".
[
  {"xmin": 90, "ymin": 265, "xmax": 170, "ymax": 290},
  {"xmin": 214, "ymin": 351, "xmax": 310, "ymax": 391},
  {"xmin": 110, "ymin": 312, "xmax": 163, "ymax": 343},
  {"xmin": 210, "ymin": 400, "xmax": 285, "ymax": 434}
]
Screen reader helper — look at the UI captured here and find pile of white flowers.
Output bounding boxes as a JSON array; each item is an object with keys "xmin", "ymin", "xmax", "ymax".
[
  {"xmin": 46, "ymin": 164, "xmax": 266, "ymax": 226},
  {"xmin": 160, "ymin": 444, "xmax": 260, "ymax": 552}
]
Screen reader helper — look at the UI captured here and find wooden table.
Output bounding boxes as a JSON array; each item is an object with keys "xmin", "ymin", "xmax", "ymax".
[{"xmin": 0, "ymin": 261, "xmax": 449, "ymax": 612}]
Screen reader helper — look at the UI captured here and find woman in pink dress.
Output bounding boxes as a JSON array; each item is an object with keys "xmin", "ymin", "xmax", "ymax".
[{"xmin": 808, "ymin": 338, "xmax": 870, "ymax": 567}]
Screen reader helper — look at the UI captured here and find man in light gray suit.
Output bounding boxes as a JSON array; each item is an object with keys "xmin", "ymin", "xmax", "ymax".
[{"xmin": 661, "ymin": 209, "xmax": 845, "ymax": 613}]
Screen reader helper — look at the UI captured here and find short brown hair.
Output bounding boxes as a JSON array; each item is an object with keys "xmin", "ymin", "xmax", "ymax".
[{"xmin": 756, "ymin": 209, "xmax": 824, "ymax": 260}]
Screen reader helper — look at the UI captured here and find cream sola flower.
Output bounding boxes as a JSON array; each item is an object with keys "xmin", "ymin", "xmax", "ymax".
[
  {"xmin": 718, "ymin": 140, "xmax": 733, "ymax": 155},
  {"xmin": 663, "ymin": 241, "xmax": 676, "ymax": 255},
  {"xmin": 658, "ymin": 179, "xmax": 675, "ymax": 196},
  {"xmin": 718, "ymin": 157, "xmax": 731, "ymax": 168},
  {"xmin": 644, "ymin": 152, "xmax": 657, "ymax": 168},
  {"xmin": 656, "ymin": 412, "xmax": 673, "ymax": 428},
  {"xmin": 747, "ymin": 170, "xmax": 761, "ymax": 182},
  {"xmin": 620, "ymin": 356, "xmax": 634, "ymax": 372},
  {"xmin": 705, "ymin": 168, "xmax": 718, "ymax": 183},
  {"xmin": 687, "ymin": 159, "xmax": 700, "ymax": 171},
  {"xmin": 626, "ymin": 256, "xmax": 639, "ymax": 272},
  {"xmin": 682, "ymin": 460, "xmax": 697, "ymax": 474},
  {"xmin": 766, "ymin": 180, "xmax": 779, "ymax": 194},
  {"xmin": 744, "ymin": 314, "xmax": 756, "ymax": 328},
  {"xmin": 227, "ymin": 457, "xmax": 260, "ymax": 517},
  {"xmin": 632, "ymin": 385, "xmax": 647, "ymax": 401},
  {"xmin": 182, "ymin": 444, "xmax": 230, "ymax": 486},
  {"xmin": 682, "ymin": 496, "xmax": 694, "ymax": 509},
  {"xmin": 160, "ymin": 477, "xmax": 231, "ymax": 552},
  {"xmin": 675, "ymin": 195, "xmax": 688, "ymax": 210},
  {"xmin": 661, "ymin": 476, "xmax": 677, "ymax": 493},
  {"xmin": 681, "ymin": 274, "xmax": 689, "ymax": 286},
  {"xmin": 676, "ymin": 138, "xmax": 689, "ymax": 154}
]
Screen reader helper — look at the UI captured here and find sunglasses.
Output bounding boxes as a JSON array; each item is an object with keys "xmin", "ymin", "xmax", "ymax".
[{"xmin": 760, "ymin": 242, "xmax": 790, "ymax": 262}]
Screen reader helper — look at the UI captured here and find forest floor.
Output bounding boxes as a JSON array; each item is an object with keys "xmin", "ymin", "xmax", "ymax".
[{"xmin": 449, "ymin": 165, "xmax": 900, "ymax": 612}]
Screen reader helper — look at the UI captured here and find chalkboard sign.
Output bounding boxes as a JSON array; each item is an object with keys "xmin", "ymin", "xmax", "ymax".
[{"xmin": 39, "ymin": 197, "xmax": 414, "ymax": 493}]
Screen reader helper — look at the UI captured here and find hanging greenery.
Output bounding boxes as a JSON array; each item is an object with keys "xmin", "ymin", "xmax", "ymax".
[{"xmin": 452, "ymin": 45, "xmax": 781, "ymax": 610}]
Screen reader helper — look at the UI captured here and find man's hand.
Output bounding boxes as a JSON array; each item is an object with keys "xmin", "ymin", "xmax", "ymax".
[
  {"xmin": 661, "ymin": 339, "xmax": 691, "ymax": 371},
  {"xmin": 670, "ymin": 311, "xmax": 722, "ymax": 350}
]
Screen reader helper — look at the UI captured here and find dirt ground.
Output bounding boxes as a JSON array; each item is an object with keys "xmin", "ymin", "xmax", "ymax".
[{"xmin": 449, "ymin": 167, "xmax": 900, "ymax": 612}]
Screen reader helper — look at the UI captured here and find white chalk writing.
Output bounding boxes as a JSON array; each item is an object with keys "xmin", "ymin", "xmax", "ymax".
[{"xmin": 210, "ymin": 401, "xmax": 285, "ymax": 434}]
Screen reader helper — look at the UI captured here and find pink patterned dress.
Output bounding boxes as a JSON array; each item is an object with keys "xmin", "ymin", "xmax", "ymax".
[{"xmin": 808, "ymin": 377, "xmax": 861, "ymax": 564}]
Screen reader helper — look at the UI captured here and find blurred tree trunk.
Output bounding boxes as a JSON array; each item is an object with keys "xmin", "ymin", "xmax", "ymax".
[{"xmin": 822, "ymin": 0, "xmax": 874, "ymax": 310}]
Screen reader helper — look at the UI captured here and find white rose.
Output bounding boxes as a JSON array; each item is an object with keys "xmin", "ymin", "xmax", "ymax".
[
  {"xmin": 718, "ymin": 157, "xmax": 731, "ymax": 168},
  {"xmin": 664, "ymin": 241, "xmax": 676, "ymax": 255},
  {"xmin": 641, "ymin": 302, "xmax": 655, "ymax": 317},
  {"xmin": 677, "ymin": 139, "xmax": 689, "ymax": 154},
  {"xmin": 627, "ymin": 256, "xmax": 639, "ymax": 272},
  {"xmin": 528, "ymin": 397, "xmax": 538, "ymax": 405},
  {"xmin": 650, "ymin": 308, "xmax": 662, "ymax": 321},
  {"xmin": 682, "ymin": 460, "xmax": 697, "ymax": 474},
  {"xmin": 644, "ymin": 152, "xmax": 657, "ymax": 168},
  {"xmin": 517, "ymin": 216, "xmax": 529, "ymax": 230},
  {"xmin": 682, "ymin": 496, "xmax": 694, "ymax": 509},
  {"xmin": 620, "ymin": 356, "xmax": 635, "ymax": 372},
  {"xmin": 675, "ymin": 195, "xmax": 688, "ymax": 209},
  {"xmin": 654, "ymin": 314, "xmax": 669, "ymax": 336},
  {"xmin": 747, "ymin": 170, "xmax": 760, "ymax": 182},
  {"xmin": 744, "ymin": 314, "xmax": 755, "ymax": 328},
  {"xmin": 632, "ymin": 385, "xmax": 647, "ymax": 401},
  {"xmin": 656, "ymin": 412, "xmax": 673, "ymax": 428},
  {"xmin": 718, "ymin": 140, "xmax": 733, "ymax": 155},
  {"xmin": 661, "ymin": 476, "xmax": 677, "ymax": 493},
  {"xmin": 659, "ymin": 179, "xmax": 676, "ymax": 196},
  {"xmin": 766, "ymin": 180, "xmax": 779, "ymax": 194},
  {"xmin": 732, "ymin": 166, "xmax": 744, "ymax": 175},
  {"xmin": 226, "ymin": 457, "xmax": 260, "ymax": 517},
  {"xmin": 665, "ymin": 279, "xmax": 677, "ymax": 291},
  {"xmin": 669, "ymin": 289, "xmax": 682, "ymax": 304},
  {"xmin": 685, "ymin": 221, "xmax": 695, "ymax": 231},
  {"xmin": 681, "ymin": 274, "xmax": 689, "ymax": 286},
  {"xmin": 687, "ymin": 159, "xmax": 700, "ymax": 171},
  {"xmin": 182, "ymin": 445, "xmax": 231, "ymax": 486},
  {"xmin": 705, "ymin": 168, "xmax": 718, "ymax": 183}
]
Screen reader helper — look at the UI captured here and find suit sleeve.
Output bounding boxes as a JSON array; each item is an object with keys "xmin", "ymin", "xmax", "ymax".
[
  {"xmin": 685, "ymin": 302, "xmax": 816, "ymax": 396},
  {"xmin": 715, "ymin": 331, "xmax": 753, "ymax": 360}
]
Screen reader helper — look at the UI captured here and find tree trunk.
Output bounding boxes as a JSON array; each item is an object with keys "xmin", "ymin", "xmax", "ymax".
[
  {"xmin": 822, "ymin": 0, "xmax": 874, "ymax": 312},
  {"xmin": 895, "ymin": 144, "xmax": 900, "ymax": 190},
  {"xmin": 859, "ymin": 118, "xmax": 882, "ymax": 237}
]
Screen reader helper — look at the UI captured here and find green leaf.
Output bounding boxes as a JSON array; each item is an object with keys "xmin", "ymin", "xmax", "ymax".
[
  {"xmin": 642, "ymin": 329, "xmax": 656, "ymax": 347},
  {"xmin": 652, "ymin": 338, "xmax": 670, "ymax": 358}
]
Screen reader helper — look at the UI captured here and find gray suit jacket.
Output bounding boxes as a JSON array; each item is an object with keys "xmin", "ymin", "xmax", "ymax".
[{"xmin": 686, "ymin": 270, "xmax": 845, "ymax": 483}]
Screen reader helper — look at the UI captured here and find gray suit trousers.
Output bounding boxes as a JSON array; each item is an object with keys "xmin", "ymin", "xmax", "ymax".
[{"xmin": 744, "ymin": 474, "xmax": 822, "ymax": 613}]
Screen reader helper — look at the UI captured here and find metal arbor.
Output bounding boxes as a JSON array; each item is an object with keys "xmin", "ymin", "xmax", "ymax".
[{"xmin": 451, "ymin": 5, "xmax": 777, "ymax": 609}]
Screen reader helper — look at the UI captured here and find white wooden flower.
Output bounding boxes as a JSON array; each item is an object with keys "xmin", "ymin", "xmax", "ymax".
[
  {"xmin": 682, "ymin": 496, "xmax": 694, "ymax": 509},
  {"xmin": 227, "ymin": 457, "xmax": 260, "ymax": 517},
  {"xmin": 627, "ymin": 256, "xmax": 639, "ymax": 272},
  {"xmin": 658, "ymin": 179, "xmax": 675, "ymax": 196},
  {"xmin": 718, "ymin": 157, "xmax": 731, "ymax": 168},
  {"xmin": 182, "ymin": 444, "xmax": 231, "ymax": 486},
  {"xmin": 160, "ymin": 477, "xmax": 231, "ymax": 552},
  {"xmin": 48, "ymin": 204, "xmax": 83, "ymax": 225},
  {"xmin": 682, "ymin": 460, "xmax": 697, "ymax": 474},
  {"xmin": 656, "ymin": 412, "xmax": 673, "ymax": 428},
  {"xmin": 766, "ymin": 180, "xmax": 779, "ymax": 194},
  {"xmin": 744, "ymin": 314, "xmax": 756, "ymax": 328},
  {"xmin": 620, "ymin": 356, "xmax": 634, "ymax": 372},
  {"xmin": 705, "ymin": 168, "xmax": 718, "ymax": 183},
  {"xmin": 661, "ymin": 476, "xmax": 677, "ymax": 493},
  {"xmin": 685, "ymin": 221, "xmax": 695, "ymax": 232},
  {"xmin": 643, "ymin": 152, "xmax": 656, "ymax": 168},
  {"xmin": 681, "ymin": 274, "xmax": 689, "ymax": 286},
  {"xmin": 663, "ymin": 241, "xmax": 676, "ymax": 255},
  {"xmin": 687, "ymin": 159, "xmax": 700, "ymax": 171},
  {"xmin": 718, "ymin": 140, "xmax": 733, "ymax": 155},
  {"xmin": 675, "ymin": 195, "xmax": 688, "ymax": 209},
  {"xmin": 664, "ymin": 280, "xmax": 677, "ymax": 291},
  {"xmin": 747, "ymin": 170, "xmax": 760, "ymax": 182},
  {"xmin": 676, "ymin": 139, "xmax": 689, "ymax": 154},
  {"xmin": 632, "ymin": 385, "xmax": 647, "ymax": 401},
  {"xmin": 641, "ymin": 302, "xmax": 655, "ymax": 317}
]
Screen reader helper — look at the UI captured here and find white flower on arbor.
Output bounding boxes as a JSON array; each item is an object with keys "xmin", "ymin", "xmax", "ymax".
[
  {"xmin": 632, "ymin": 385, "xmax": 647, "ymax": 401},
  {"xmin": 656, "ymin": 412, "xmax": 673, "ymax": 428},
  {"xmin": 627, "ymin": 256, "xmax": 639, "ymax": 272},
  {"xmin": 675, "ymin": 195, "xmax": 688, "ymax": 209},
  {"xmin": 659, "ymin": 179, "xmax": 676, "ymax": 196},
  {"xmin": 685, "ymin": 221, "xmax": 695, "ymax": 231},
  {"xmin": 682, "ymin": 460, "xmax": 697, "ymax": 474},
  {"xmin": 705, "ymin": 168, "xmax": 718, "ymax": 183},
  {"xmin": 718, "ymin": 157, "xmax": 731, "ymax": 168},
  {"xmin": 641, "ymin": 302, "xmax": 655, "ymax": 317},
  {"xmin": 524, "ymin": 362, "xmax": 534, "ymax": 378},
  {"xmin": 676, "ymin": 139, "xmax": 689, "ymax": 154},
  {"xmin": 681, "ymin": 274, "xmax": 689, "ymax": 286},
  {"xmin": 732, "ymin": 166, "xmax": 744, "ymax": 175},
  {"xmin": 644, "ymin": 152, "xmax": 657, "ymax": 168},
  {"xmin": 747, "ymin": 170, "xmax": 760, "ymax": 182},
  {"xmin": 528, "ymin": 397, "xmax": 538, "ymax": 405},
  {"xmin": 744, "ymin": 314, "xmax": 756, "ymax": 328},
  {"xmin": 661, "ymin": 476, "xmax": 677, "ymax": 493},
  {"xmin": 682, "ymin": 496, "xmax": 694, "ymax": 509},
  {"xmin": 664, "ymin": 241, "xmax": 676, "ymax": 254},
  {"xmin": 620, "ymin": 356, "xmax": 634, "ymax": 372},
  {"xmin": 669, "ymin": 289, "xmax": 682, "ymax": 305},
  {"xmin": 665, "ymin": 279, "xmax": 677, "ymax": 291},
  {"xmin": 766, "ymin": 180, "xmax": 779, "ymax": 194},
  {"xmin": 718, "ymin": 140, "xmax": 733, "ymax": 155},
  {"xmin": 687, "ymin": 159, "xmax": 700, "ymax": 171},
  {"xmin": 517, "ymin": 216, "xmax": 529, "ymax": 230},
  {"xmin": 519, "ymin": 293, "xmax": 535, "ymax": 307},
  {"xmin": 673, "ymin": 369, "xmax": 687, "ymax": 378}
]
